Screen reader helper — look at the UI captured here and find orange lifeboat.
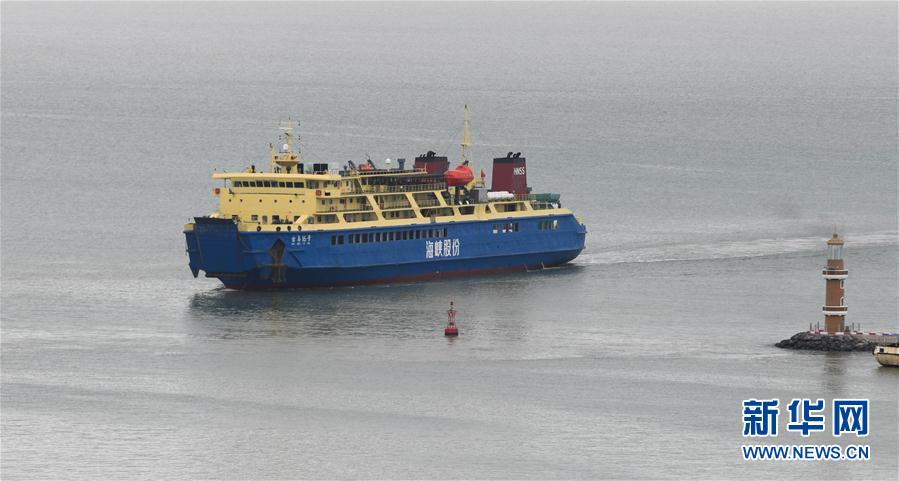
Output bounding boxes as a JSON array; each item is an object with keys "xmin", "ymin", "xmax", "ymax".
[{"xmin": 444, "ymin": 164, "xmax": 474, "ymax": 186}]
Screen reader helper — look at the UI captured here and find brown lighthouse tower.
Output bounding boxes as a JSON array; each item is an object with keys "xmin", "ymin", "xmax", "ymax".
[{"xmin": 822, "ymin": 234, "xmax": 848, "ymax": 333}]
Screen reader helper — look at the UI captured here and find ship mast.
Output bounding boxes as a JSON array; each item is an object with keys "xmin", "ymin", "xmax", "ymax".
[
  {"xmin": 461, "ymin": 104, "xmax": 472, "ymax": 165},
  {"xmin": 271, "ymin": 118, "xmax": 301, "ymax": 173}
]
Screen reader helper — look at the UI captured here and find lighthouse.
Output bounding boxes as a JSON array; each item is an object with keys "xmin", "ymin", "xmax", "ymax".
[{"xmin": 822, "ymin": 234, "xmax": 848, "ymax": 333}]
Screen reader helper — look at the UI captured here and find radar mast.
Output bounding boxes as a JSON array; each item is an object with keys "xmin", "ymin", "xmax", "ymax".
[{"xmin": 271, "ymin": 118, "xmax": 301, "ymax": 173}]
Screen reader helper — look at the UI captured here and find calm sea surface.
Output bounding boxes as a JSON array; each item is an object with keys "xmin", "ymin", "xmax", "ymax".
[{"xmin": 2, "ymin": 3, "xmax": 897, "ymax": 479}]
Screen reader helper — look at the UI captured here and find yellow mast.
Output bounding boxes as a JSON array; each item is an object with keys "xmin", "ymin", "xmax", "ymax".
[
  {"xmin": 461, "ymin": 104, "xmax": 472, "ymax": 164},
  {"xmin": 460, "ymin": 104, "xmax": 482, "ymax": 188}
]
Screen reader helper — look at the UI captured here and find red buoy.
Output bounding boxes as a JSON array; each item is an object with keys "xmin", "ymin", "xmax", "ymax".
[{"xmin": 444, "ymin": 301, "xmax": 459, "ymax": 336}]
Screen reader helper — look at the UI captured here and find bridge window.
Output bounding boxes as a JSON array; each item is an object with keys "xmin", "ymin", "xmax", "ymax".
[
  {"xmin": 295, "ymin": 182, "xmax": 305, "ymax": 188},
  {"xmin": 251, "ymin": 215, "xmax": 259, "ymax": 222}
]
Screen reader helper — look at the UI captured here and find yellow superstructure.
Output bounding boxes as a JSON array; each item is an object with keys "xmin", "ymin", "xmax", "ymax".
[{"xmin": 188, "ymin": 118, "xmax": 572, "ymax": 234}]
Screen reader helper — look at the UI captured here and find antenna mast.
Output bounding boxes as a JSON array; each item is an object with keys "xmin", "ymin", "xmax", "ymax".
[{"xmin": 283, "ymin": 117, "xmax": 293, "ymax": 152}]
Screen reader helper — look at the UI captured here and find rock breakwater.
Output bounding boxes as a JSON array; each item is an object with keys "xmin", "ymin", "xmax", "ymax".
[{"xmin": 776, "ymin": 332, "xmax": 877, "ymax": 351}]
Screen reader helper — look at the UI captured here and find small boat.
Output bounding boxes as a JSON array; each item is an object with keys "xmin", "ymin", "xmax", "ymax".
[{"xmin": 873, "ymin": 345, "xmax": 899, "ymax": 367}]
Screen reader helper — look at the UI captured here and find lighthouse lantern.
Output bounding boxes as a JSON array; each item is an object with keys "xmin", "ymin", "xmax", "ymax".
[{"xmin": 826, "ymin": 241, "xmax": 843, "ymax": 260}]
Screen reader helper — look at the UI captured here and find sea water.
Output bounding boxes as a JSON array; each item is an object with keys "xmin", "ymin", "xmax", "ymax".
[{"xmin": 2, "ymin": 3, "xmax": 896, "ymax": 479}]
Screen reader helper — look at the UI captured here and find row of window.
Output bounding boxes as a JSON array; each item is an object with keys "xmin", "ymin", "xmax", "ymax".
[
  {"xmin": 247, "ymin": 215, "xmax": 562, "ymax": 230},
  {"xmin": 489, "ymin": 220, "xmax": 560, "ymax": 234},
  {"xmin": 233, "ymin": 180, "xmax": 305, "ymax": 189},
  {"xmin": 232, "ymin": 180, "xmax": 340, "ymax": 189},
  {"xmin": 492, "ymin": 223, "xmax": 520, "ymax": 234},
  {"xmin": 331, "ymin": 228, "xmax": 450, "ymax": 245},
  {"xmin": 249, "ymin": 214, "xmax": 299, "ymax": 224}
]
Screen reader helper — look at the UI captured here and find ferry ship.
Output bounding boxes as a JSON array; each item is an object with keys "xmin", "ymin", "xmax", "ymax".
[{"xmin": 183, "ymin": 107, "xmax": 586, "ymax": 288}]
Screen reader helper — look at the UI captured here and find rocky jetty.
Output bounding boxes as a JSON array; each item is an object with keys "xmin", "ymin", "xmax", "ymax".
[{"xmin": 776, "ymin": 331, "xmax": 877, "ymax": 352}]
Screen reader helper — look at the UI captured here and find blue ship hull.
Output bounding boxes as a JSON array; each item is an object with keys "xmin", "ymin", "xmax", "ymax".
[{"xmin": 184, "ymin": 215, "xmax": 586, "ymax": 289}]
